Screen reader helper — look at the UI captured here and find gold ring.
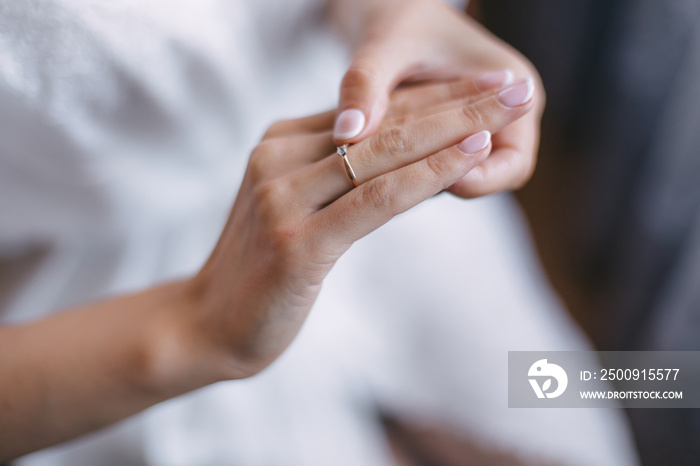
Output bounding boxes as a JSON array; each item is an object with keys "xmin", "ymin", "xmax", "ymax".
[{"xmin": 337, "ymin": 144, "xmax": 359, "ymax": 188}]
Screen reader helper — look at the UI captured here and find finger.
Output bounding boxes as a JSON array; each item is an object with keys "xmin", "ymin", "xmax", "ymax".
[
  {"xmin": 263, "ymin": 70, "xmax": 514, "ymax": 140},
  {"xmin": 247, "ymin": 132, "xmax": 336, "ymax": 183},
  {"xmin": 264, "ymin": 89, "xmax": 484, "ymax": 145},
  {"xmin": 311, "ymin": 134, "xmax": 492, "ymax": 250},
  {"xmin": 333, "ymin": 41, "xmax": 413, "ymax": 144},
  {"xmin": 263, "ymin": 110, "xmax": 336, "ymax": 139},
  {"xmin": 381, "ymin": 89, "xmax": 490, "ymax": 131},
  {"xmin": 302, "ymin": 78, "xmax": 534, "ymax": 205},
  {"xmin": 263, "ymin": 89, "xmax": 479, "ymax": 145},
  {"xmin": 386, "ymin": 69, "xmax": 514, "ymax": 119},
  {"xmin": 447, "ymin": 111, "xmax": 539, "ymax": 198}
]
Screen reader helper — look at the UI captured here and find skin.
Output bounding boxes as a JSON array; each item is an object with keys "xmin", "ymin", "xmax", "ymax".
[
  {"xmin": 330, "ymin": 0, "xmax": 546, "ymax": 198},
  {"xmin": 327, "ymin": 2, "xmax": 548, "ymax": 461},
  {"xmin": 0, "ymin": 75, "xmax": 534, "ymax": 461}
]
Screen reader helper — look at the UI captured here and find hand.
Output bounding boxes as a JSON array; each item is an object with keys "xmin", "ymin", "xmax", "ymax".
[
  {"xmin": 0, "ymin": 76, "xmax": 534, "ymax": 460},
  {"xmin": 330, "ymin": 0, "xmax": 545, "ymax": 198},
  {"xmin": 188, "ymin": 76, "xmax": 536, "ymax": 379}
]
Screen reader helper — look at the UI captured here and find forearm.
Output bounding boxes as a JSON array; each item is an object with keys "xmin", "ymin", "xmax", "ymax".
[
  {"xmin": 0, "ymin": 279, "xmax": 219, "ymax": 461},
  {"xmin": 0, "ymin": 67, "xmax": 538, "ymax": 460}
]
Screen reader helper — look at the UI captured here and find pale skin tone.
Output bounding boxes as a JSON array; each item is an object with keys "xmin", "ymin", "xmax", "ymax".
[
  {"xmin": 1, "ymin": 0, "xmax": 544, "ymax": 459},
  {"xmin": 0, "ymin": 73, "xmax": 535, "ymax": 460},
  {"xmin": 328, "ymin": 1, "xmax": 547, "ymax": 461},
  {"xmin": 330, "ymin": 0, "xmax": 545, "ymax": 197}
]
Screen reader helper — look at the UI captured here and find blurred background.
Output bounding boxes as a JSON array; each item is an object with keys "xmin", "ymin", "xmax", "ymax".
[
  {"xmin": 1, "ymin": 0, "xmax": 698, "ymax": 465},
  {"xmin": 477, "ymin": 1, "xmax": 700, "ymax": 464}
]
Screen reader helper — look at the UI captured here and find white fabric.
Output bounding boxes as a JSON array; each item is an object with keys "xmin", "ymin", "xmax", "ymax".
[{"xmin": 0, "ymin": 1, "xmax": 639, "ymax": 465}]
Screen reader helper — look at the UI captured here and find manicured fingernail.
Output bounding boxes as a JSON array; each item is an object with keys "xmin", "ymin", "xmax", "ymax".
[
  {"xmin": 334, "ymin": 109, "xmax": 365, "ymax": 140},
  {"xmin": 497, "ymin": 78, "xmax": 534, "ymax": 107},
  {"xmin": 474, "ymin": 69, "xmax": 514, "ymax": 91},
  {"xmin": 457, "ymin": 130, "xmax": 491, "ymax": 154}
]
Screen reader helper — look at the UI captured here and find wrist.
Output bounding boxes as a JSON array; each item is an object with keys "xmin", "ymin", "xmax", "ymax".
[{"xmin": 139, "ymin": 278, "xmax": 230, "ymax": 399}]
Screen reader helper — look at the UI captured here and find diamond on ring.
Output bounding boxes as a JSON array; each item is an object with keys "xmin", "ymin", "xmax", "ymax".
[{"xmin": 336, "ymin": 144, "xmax": 359, "ymax": 188}]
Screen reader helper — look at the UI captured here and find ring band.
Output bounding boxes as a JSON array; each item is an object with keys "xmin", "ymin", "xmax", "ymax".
[{"xmin": 337, "ymin": 144, "xmax": 359, "ymax": 188}]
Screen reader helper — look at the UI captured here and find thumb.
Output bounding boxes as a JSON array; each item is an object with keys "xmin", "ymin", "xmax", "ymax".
[{"xmin": 334, "ymin": 42, "xmax": 410, "ymax": 144}]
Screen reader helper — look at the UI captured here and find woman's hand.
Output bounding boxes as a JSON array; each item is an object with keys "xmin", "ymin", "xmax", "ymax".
[
  {"xmin": 330, "ymin": 0, "xmax": 545, "ymax": 198},
  {"xmin": 189, "ymin": 75, "xmax": 536, "ymax": 379},
  {"xmin": 0, "ymin": 76, "xmax": 534, "ymax": 460}
]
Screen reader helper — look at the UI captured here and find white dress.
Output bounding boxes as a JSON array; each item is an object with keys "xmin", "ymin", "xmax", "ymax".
[{"xmin": 0, "ymin": 1, "xmax": 639, "ymax": 465}]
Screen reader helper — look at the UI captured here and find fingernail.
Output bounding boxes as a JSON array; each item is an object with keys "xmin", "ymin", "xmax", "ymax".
[
  {"xmin": 496, "ymin": 78, "xmax": 534, "ymax": 107},
  {"xmin": 474, "ymin": 69, "xmax": 514, "ymax": 91},
  {"xmin": 334, "ymin": 109, "xmax": 366, "ymax": 140},
  {"xmin": 457, "ymin": 130, "xmax": 491, "ymax": 154}
]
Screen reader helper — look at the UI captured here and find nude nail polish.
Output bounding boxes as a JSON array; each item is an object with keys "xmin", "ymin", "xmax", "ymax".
[
  {"xmin": 474, "ymin": 69, "xmax": 514, "ymax": 91},
  {"xmin": 334, "ymin": 109, "xmax": 365, "ymax": 140},
  {"xmin": 457, "ymin": 130, "xmax": 491, "ymax": 154},
  {"xmin": 496, "ymin": 78, "xmax": 534, "ymax": 107}
]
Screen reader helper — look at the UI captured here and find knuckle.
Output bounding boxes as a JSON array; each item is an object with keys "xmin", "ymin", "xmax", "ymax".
[
  {"xmin": 425, "ymin": 153, "xmax": 455, "ymax": 181},
  {"xmin": 262, "ymin": 120, "xmax": 288, "ymax": 139},
  {"xmin": 370, "ymin": 126, "xmax": 412, "ymax": 157},
  {"xmin": 461, "ymin": 103, "xmax": 487, "ymax": 128},
  {"xmin": 341, "ymin": 65, "xmax": 380, "ymax": 93},
  {"xmin": 247, "ymin": 142, "xmax": 272, "ymax": 184},
  {"xmin": 247, "ymin": 140, "xmax": 282, "ymax": 183},
  {"xmin": 251, "ymin": 178, "xmax": 290, "ymax": 222},
  {"xmin": 247, "ymin": 148, "xmax": 270, "ymax": 184},
  {"xmin": 358, "ymin": 177, "xmax": 395, "ymax": 211}
]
